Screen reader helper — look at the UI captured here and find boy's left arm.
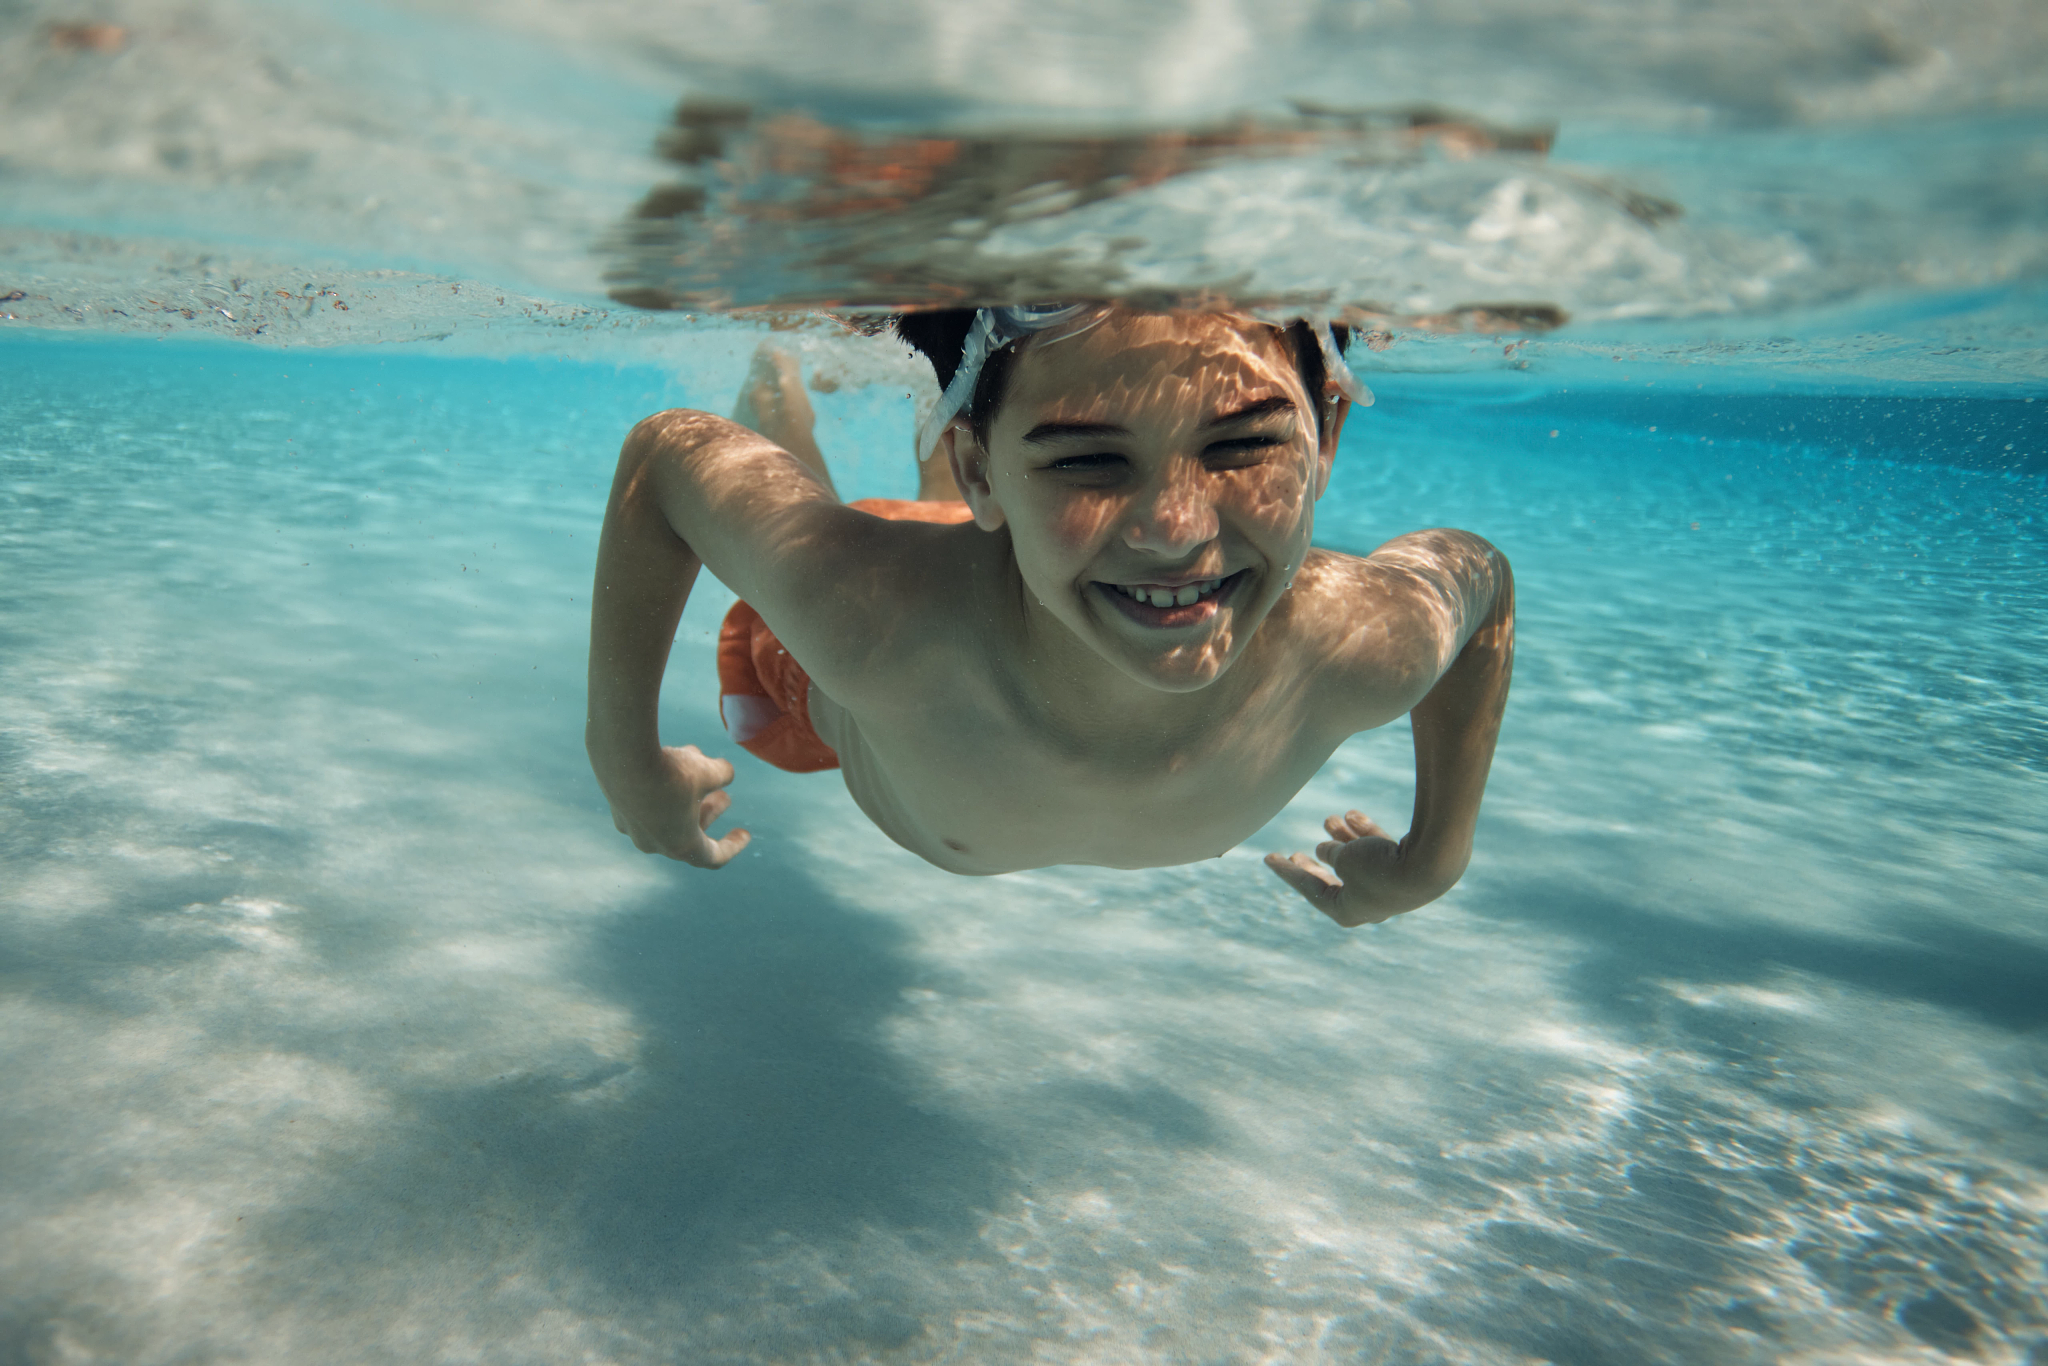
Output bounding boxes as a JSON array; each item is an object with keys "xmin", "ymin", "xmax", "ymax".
[{"xmin": 1266, "ymin": 532, "xmax": 1515, "ymax": 926}]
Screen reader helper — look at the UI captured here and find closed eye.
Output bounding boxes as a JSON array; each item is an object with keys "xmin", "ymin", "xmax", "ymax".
[
  {"xmin": 1045, "ymin": 452, "xmax": 1128, "ymax": 475},
  {"xmin": 1203, "ymin": 434, "xmax": 1286, "ymax": 465}
]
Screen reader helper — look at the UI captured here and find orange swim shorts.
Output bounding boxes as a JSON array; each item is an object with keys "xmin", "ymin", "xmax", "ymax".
[{"xmin": 717, "ymin": 497, "xmax": 974, "ymax": 773}]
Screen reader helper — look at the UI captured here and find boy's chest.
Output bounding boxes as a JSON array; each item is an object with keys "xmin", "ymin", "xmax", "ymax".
[{"xmin": 824, "ymin": 679, "xmax": 1342, "ymax": 874}]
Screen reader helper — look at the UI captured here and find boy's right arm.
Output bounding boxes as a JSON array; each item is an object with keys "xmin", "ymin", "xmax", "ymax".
[
  {"xmin": 586, "ymin": 411, "xmax": 746, "ymax": 867},
  {"xmin": 584, "ymin": 408, "xmax": 871, "ymax": 868},
  {"xmin": 1266, "ymin": 531, "xmax": 1514, "ymax": 924}
]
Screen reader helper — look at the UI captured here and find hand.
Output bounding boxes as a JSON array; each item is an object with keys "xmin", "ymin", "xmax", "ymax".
[
  {"xmin": 593, "ymin": 741, "xmax": 752, "ymax": 868},
  {"xmin": 1264, "ymin": 810, "xmax": 1446, "ymax": 928}
]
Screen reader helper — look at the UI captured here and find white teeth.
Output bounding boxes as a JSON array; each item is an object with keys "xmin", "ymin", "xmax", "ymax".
[{"xmin": 1116, "ymin": 577, "xmax": 1228, "ymax": 609}]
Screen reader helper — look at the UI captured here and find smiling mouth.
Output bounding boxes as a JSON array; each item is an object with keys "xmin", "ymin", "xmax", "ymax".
[{"xmin": 1095, "ymin": 570, "xmax": 1247, "ymax": 628}]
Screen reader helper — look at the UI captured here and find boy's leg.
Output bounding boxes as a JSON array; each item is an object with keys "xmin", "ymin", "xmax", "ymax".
[
  {"xmin": 731, "ymin": 342, "xmax": 837, "ymax": 499},
  {"xmin": 731, "ymin": 339, "xmax": 961, "ymax": 503}
]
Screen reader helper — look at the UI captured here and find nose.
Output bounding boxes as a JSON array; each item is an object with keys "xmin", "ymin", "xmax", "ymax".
[{"xmin": 1122, "ymin": 463, "xmax": 1218, "ymax": 557}]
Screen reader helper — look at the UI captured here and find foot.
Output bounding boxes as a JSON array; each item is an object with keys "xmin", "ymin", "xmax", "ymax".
[{"xmin": 732, "ymin": 342, "xmax": 836, "ymax": 497}]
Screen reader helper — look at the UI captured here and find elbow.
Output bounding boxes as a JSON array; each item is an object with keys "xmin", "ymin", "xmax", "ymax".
[
  {"xmin": 615, "ymin": 410, "xmax": 734, "ymax": 509},
  {"xmin": 623, "ymin": 408, "xmax": 714, "ymax": 462},
  {"xmin": 1483, "ymin": 545, "xmax": 1514, "ymax": 638},
  {"xmin": 1454, "ymin": 534, "xmax": 1513, "ymax": 637},
  {"xmin": 1485, "ymin": 540, "xmax": 1512, "ymax": 588},
  {"xmin": 1460, "ymin": 533, "xmax": 1511, "ymax": 602}
]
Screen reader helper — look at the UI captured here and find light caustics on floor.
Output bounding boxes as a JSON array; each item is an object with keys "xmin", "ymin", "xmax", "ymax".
[{"xmin": 1, "ymin": 339, "xmax": 2043, "ymax": 1364}]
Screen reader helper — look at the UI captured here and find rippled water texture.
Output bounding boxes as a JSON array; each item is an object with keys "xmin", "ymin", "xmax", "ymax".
[
  {"xmin": 3, "ymin": 340, "xmax": 2043, "ymax": 1363},
  {"xmin": 3, "ymin": 0, "xmax": 2046, "ymax": 381}
]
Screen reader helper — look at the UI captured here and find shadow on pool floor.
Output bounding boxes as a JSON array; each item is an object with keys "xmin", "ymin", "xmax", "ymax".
[{"xmin": 229, "ymin": 852, "xmax": 1016, "ymax": 1354}]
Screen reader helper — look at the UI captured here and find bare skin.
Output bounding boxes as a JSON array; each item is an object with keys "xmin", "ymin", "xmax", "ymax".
[{"xmin": 586, "ymin": 311, "xmax": 1514, "ymax": 927}]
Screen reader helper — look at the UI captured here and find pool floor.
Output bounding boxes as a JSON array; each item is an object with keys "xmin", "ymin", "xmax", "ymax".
[{"xmin": 2, "ymin": 338, "xmax": 2044, "ymax": 1364}]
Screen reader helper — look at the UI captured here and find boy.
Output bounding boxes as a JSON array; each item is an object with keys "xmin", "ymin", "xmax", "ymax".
[{"xmin": 586, "ymin": 307, "xmax": 1513, "ymax": 927}]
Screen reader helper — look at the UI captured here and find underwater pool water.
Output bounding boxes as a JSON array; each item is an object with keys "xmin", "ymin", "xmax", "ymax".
[{"xmin": 2, "ymin": 335, "xmax": 2043, "ymax": 1364}]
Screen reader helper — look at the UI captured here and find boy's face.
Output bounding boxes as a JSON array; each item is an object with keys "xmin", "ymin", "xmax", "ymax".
[{"xmin": 950, "ymin": 311, "xmax": 1345, "ymax": 692}]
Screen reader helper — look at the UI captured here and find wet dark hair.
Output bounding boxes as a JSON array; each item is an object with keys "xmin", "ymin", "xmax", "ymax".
[{"xmin": 892, "ymin": 310, "xmax": 1351, "ymax": 450}]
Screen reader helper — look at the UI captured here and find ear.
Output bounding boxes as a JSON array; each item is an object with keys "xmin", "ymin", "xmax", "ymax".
[
  {"xmin": 944, "ymin": 424, "xmax": 1007, "ymax": 531},
  {"xmin": 1312, "ymin": 394, "xmax": 1350, "ymax": 502}
]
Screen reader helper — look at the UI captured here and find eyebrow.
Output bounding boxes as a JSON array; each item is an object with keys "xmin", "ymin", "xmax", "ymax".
[
  {"xmin": 1201, "ymin": 396, "xmax": 1297, "ymax": 429},
  {"xmin": 1022, "ymin": 420, "xmax": 1127, "ymax": 446},
  {"xmin": 1020, "ymin": 396, "xmax": 1298, "ymax": 446}
]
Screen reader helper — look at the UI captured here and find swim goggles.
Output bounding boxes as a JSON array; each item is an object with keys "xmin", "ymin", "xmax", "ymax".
[{"xmin": 913, "ymin": 304, "xmax": 1373, "ymax": 463}]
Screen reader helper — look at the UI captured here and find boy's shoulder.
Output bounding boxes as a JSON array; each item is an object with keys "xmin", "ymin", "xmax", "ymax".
[
  {"xmin": 1278, "ymin": 533, "xmax": 1500, "ymax": 730},
  {"xmin": 759, "ymin": 505, "xmax": 998, "ymax": 695}
]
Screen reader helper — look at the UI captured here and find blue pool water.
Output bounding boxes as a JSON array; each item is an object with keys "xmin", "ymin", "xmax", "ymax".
[{"xmin": 3, "ymin": 335, "xmax": 2042, "ymax": 1363}]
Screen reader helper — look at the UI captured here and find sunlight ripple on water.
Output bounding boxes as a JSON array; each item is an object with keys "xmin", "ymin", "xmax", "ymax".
[{"xmin": 2, "ymin": 0, "xmax": 2045, "ymax": 384}]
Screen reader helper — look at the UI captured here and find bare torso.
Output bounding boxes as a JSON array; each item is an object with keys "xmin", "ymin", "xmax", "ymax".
[{"xmin": 807, "ymin": 539, "xmax": 1394, "ymax": 874}]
